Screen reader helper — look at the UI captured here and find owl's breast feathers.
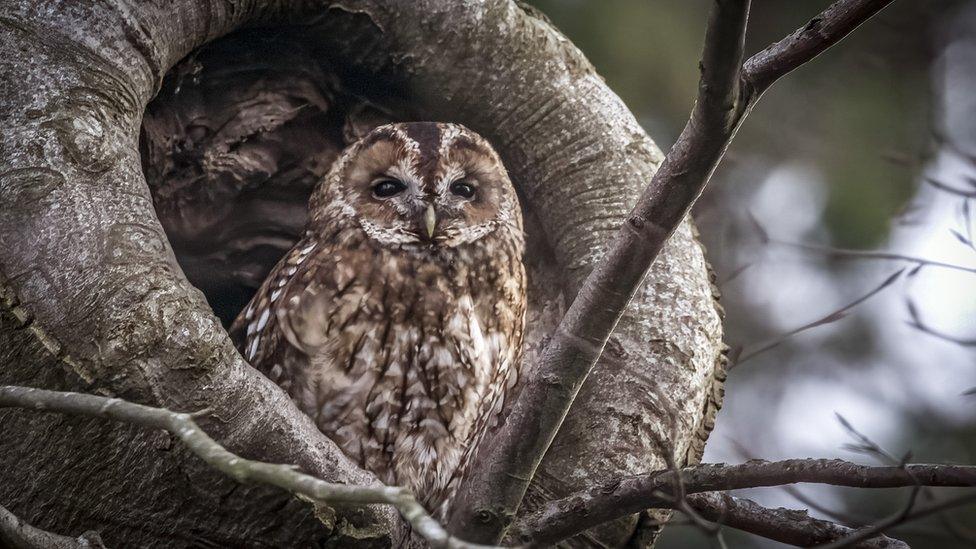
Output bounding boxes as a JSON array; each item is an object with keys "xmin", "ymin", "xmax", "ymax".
[{"xmin": 230, "ymin": 223, "xmax": 525, "ymax": 511}]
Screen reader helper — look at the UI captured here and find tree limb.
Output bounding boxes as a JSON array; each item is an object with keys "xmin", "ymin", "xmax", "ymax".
[
  {"xmin": 449, "ymin": 0, "xmax": 895, "ymax": 542},
  {"xmin": 685, "ymin": 493, "xmax": 906, "ymax": 549},
  {"xmin": 0, "ymin": 385, "xmax": 497, "ymax": 549},
  {"xmin": 514, "ymin": 458, "xmax": 976, "ymax": 545},
  {"xmin": 742, "ymin": 0, "xmax": 897, "ymax": 93},
  {"xmin": 0, "ymin": 504, "xmax": 105, "ymax": 549}
]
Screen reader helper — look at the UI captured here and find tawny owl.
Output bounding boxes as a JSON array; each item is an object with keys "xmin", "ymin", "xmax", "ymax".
[{"xmin": 229, "ymin": 122, "xmax": 526, "ymax": 513}]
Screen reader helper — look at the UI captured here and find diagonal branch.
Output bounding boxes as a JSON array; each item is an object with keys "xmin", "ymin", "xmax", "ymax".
[
  {"xmin": 446, "ymin": 0, "xmax": 751, "ymax": 541},
  {"xmin": 513, "ymin": 458, "xmax": 976, "ymax": 545},
  {"xmin": 743, "ymin": 0, "xmax": 898, "ymax": 93},
  {"xmin": 0, "ymin": 386, "xmax": 498, "ymax": 549},
  {"xmin": 449, "ymin": 0, "xmax": 896, "ymax": 542}
]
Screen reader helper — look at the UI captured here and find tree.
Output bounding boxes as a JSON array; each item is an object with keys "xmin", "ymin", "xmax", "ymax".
[{"xmin": 6, "ymin": 1, "xmax": 966, "ymax": 548}]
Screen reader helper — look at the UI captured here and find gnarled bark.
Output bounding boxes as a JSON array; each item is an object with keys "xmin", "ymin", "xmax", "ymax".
[{"xmin": 0, "ymin": 1, "xmax": 724, "ymax": 547}]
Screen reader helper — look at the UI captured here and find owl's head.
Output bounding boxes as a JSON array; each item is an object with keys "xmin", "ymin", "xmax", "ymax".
[{"xmin": 311, "ymin": 122, "xmax": 522, "ymax": 250}]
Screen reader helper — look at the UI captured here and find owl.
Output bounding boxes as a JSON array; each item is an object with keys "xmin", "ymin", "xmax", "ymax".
[{"xmin": 229, "ymin": 122, "xmax": 527, "ymax": 513}]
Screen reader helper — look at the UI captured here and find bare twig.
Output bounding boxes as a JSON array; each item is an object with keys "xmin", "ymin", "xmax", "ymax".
[
  {"xmin": 514, "ymin": 458, "xmax": 976, "ymax": 545},
  {"xmin": 660, "ymin": 440, "xmax": 725, "ymax": 537},
  {"xmin": 685, "ymin": 493, "xmax": 906, "ymax": 549},
  {"xmin": 834, "ymin": 415, "xmax": 976, "ymax": 546},
  {"xmin": 816, "ymin": 492, "xmax": 976, "ymax": 549},
  {"xmin": 741, "ymin": 0, "xmax": 897, "ymax": 92},
  {"xmin": 906, "ymin": 300, "xmax": 976, "ymax": 347},
  {"xmin": 768, "ymin": 238, "xmax": 976, "ymax": 276},
  {"xmin": 448, "ymin": 1, "xmax": 896, "ymax": 541},
  {"xmin": 835, "ymin": 413, "xmax": 905, "ymax": 465},
  {"xmin": 734, "ymin": 269, "xmax": 904, "ymax": 366},
  {"xmin": 0, "ymin": 386, "xmax": 500, "ymax": 549},
  {"xmin": 0, "ymin": 504, "xmax": 105, "ymax": 549},
  {"xmin": 924, "ymin": 177, "xmax": 976, "ymax": 198}
]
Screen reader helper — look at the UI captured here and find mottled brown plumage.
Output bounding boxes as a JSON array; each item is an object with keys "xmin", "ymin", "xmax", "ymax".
[{"xmin": 230, "ymin": 122, "xmax": 526, "ymax": 513}]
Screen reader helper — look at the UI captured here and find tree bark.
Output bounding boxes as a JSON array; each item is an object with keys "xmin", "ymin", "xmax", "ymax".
[{"xmin": 0, "ymin": 1, "xmax": 724, "ymax": 547}]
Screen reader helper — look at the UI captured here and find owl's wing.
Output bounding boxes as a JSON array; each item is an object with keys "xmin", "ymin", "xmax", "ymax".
[{"xmin": 229, "ymin": 238, "xmax": 336, "ymax": 372}]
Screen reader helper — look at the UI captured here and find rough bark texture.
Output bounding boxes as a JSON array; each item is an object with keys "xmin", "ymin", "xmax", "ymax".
[{"xmin": 0, "ymin": 1, "xmax": 724, "ymax": 547}]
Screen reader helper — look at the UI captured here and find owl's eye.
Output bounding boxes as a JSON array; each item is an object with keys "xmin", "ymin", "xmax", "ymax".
[
  {"xmin": 372, "ymin": 179, "xmax": 407, "ymax": 198},
  {"xmin": 449, "ymin": 181, "xmax": 476, "ymax": 199}
]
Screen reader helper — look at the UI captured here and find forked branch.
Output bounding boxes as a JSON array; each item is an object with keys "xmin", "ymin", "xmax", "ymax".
[{"xmin": 449, "ymin": 0, "xmax": 896, "ymax": 543}]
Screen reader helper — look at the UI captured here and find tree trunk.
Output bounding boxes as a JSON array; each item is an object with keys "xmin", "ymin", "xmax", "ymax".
[{"xmin": 0, "ymin": 1, "xmax": 724, "ymax": 547}]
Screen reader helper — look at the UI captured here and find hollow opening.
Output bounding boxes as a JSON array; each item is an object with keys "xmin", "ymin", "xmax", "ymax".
[
  {"xmin": 141, "ymin": 28, "xmax": 408, "ymax": 326},
  {"xmin": 142, "ymin": 25, "xmax": 555, "ymax": 341}
]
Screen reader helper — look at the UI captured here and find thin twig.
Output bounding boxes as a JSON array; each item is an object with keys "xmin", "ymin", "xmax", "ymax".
[
  {"xmin": 835, "ymin": 413, "xmax": 905, "ymax": 465},
  {"xmin": 924, "ymin": 177, "xmax": 976, "ymax": 198},
  {"xmin": 734, "ymin": 269, "xmax": 904, "ymax": 366},
  {"xmin": 662, "ymin": 441, "xmax": 725, "ymax": 537},
  {"xmin": 816, "ymin": 492, "xmax": 976, "ymax": 549},
  {"xmin": 834, "ymin": 415, "xmax": 976, "ymax": 546},
  {"xmin": 769, "ymin": 238, "xmax": 976, "ymax": 276},
  {"xmin": 782, "ymin": 485, "xmax": 867, "ymax": 527},
  {"xmin": 0, "ymin": 386, "xmax": 500, "ymax": 549},
  {"xmin": 906, "ymin": 300, "xmax": 976, "ymax": 347},
  {"xmin": 742, "ymin": 0, "xmax": 897, "ymax": 92}
]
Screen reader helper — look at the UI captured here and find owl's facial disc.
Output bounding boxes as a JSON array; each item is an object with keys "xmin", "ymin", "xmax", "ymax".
[{"xmin": 330, "ymin": 122, "xmax": 520, "ymax": 251}]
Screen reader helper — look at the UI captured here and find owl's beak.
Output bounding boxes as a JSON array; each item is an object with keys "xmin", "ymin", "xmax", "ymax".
[{"xmin": 424, "ymin": 205, "xmax": 437, "ymax": 239}]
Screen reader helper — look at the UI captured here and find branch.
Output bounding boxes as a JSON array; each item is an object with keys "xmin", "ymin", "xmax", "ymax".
[
  {"xmin": 0, "ymin": 504, "xmax": 105, "ymax": 549},
  {"xmin": 684, "ymin": 493, "xmax": 906, "ymax": 549},
  {"xmin": 639, "ymin": 434, "xmax": 906, "ymax": 548},
  {"xmin": 742, "ymin": 0, "xmax": 897, "ymax": 93},
  {"xmin": 449, "ymin": 0, "xmax": 895, "ymax": 542},
  {"xmin": 446, "ymin": 0, "xmax": 751, "ymax": 541},
  {"xmin": 514, "ymin": 458, "xmax": 976, "ymax": 545},
  {"xmin": 0, "ymin": 386, "xmax": 497, "ymax": 549}
]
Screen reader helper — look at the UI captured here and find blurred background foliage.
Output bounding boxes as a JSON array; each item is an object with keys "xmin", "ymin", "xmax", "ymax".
[{"xmin": 530, "ymin": 1, "xmax": 976, "ymax": 547}]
